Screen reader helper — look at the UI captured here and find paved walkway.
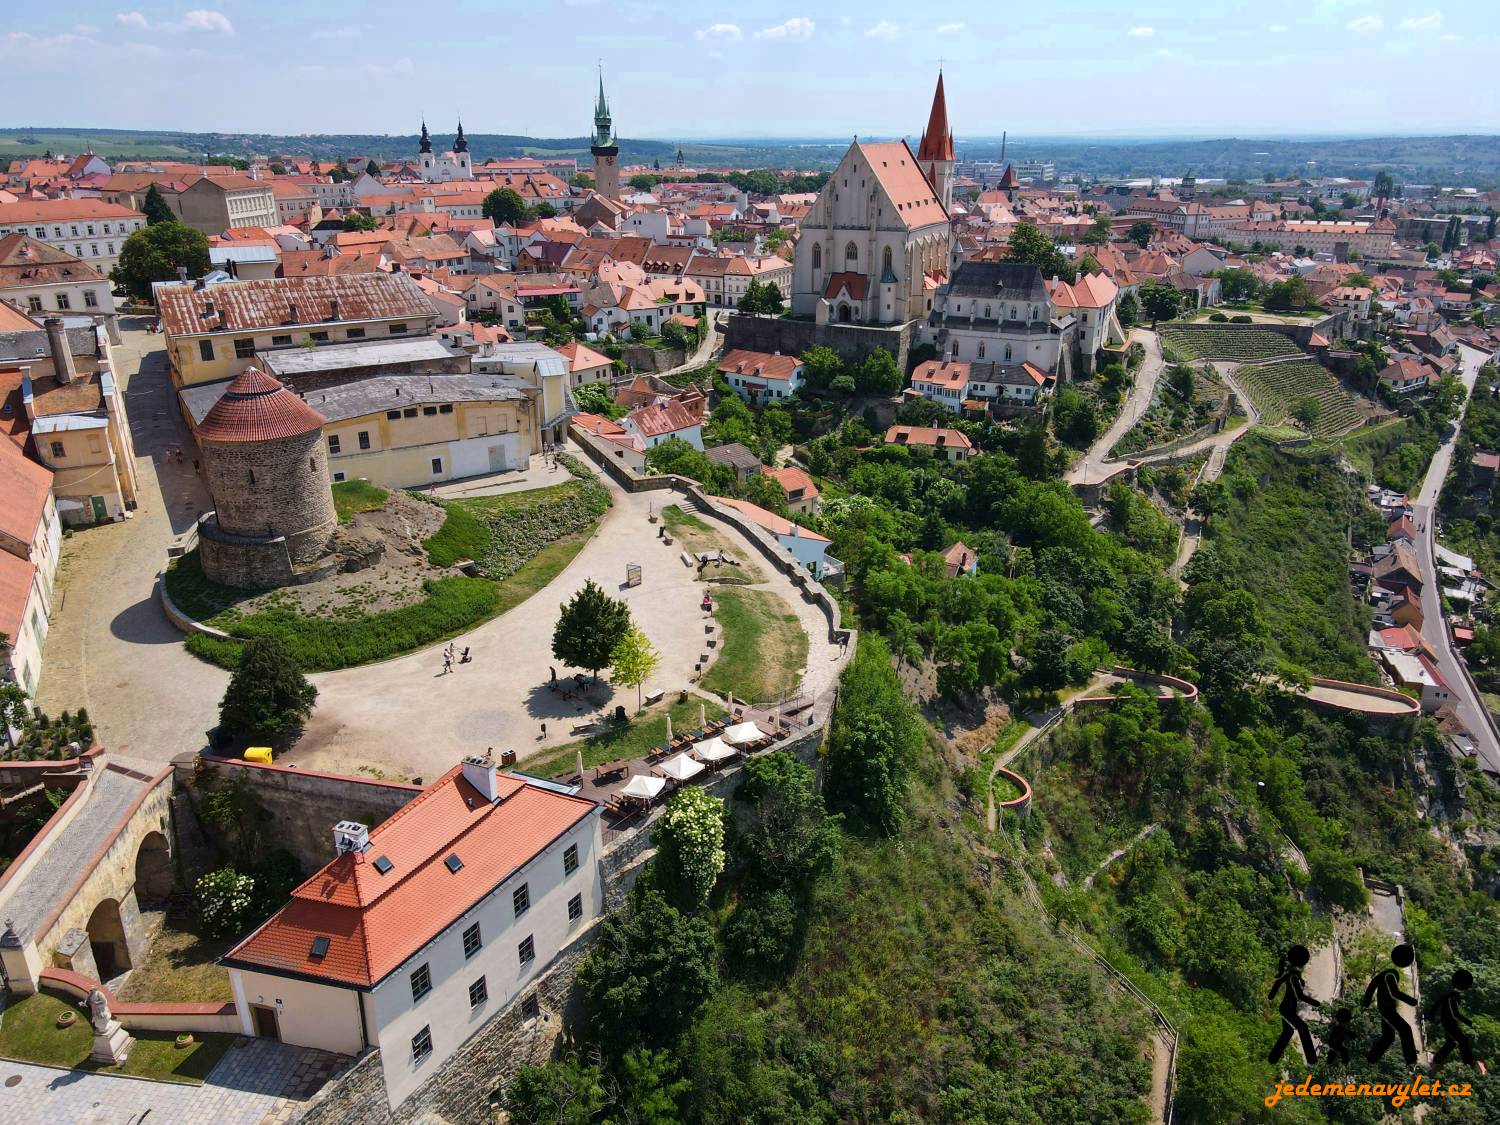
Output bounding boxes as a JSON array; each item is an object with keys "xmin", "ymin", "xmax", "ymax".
[
  {"xmin": 1065, "ymin": 328, "xmax": 1164, "ymax": 487},
  {"xmin": 291, "ymin": 460, "xmax": 841, "ymax": 781},
  {"xmin": 0, "ymin": 1036, "xmax": 334, "ymax": 1125},
  {"xmin": 36, "ymin": 319, "xmax": 225, "ymax": 758}
]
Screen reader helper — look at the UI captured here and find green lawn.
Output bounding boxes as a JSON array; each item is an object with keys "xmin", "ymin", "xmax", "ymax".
[
  {"xmin": 330, "ymin": 479, "xmax": 388, "ymax": 524},
  {"xmin": 0, "ymin": 993, "xmax": 234, "ymax": 1084},
  {"xmin": 520, "ymin": 696, "xmax": 720, "ymax": 779},
  {"xmin": 701, "ymin": 586, "xmax": 808, "ymax": 703},
  {"xmin": 115, "ymin": 920, "xmax": 234, "ymax": 1005}
]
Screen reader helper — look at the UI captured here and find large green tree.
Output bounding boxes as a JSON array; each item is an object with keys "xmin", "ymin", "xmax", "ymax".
[
  {"xmin": 341, "ymin": 211, "xmax": 380, "ymax": 231},
  {"xmin": 1004, "ymin": 221, "xmax": 1074, "ymax": 282},
  {"xmin": 1138, "ymin": 278, "xmax": 1182, "ymax": 325},
  {"xmin": 798, "ymin": 345, "xmax": 843, "ymax": 391},
  {"xmin": 482, "ymin": 187, "xmax": 528, "ymax": 226},
  {"xmin": 651, "ymin": 787, "xmax": 727, "ymax": 910},
  {"xmin": 111, "ymin": 221, "xmax": 210, "ymax": 302},
  {"xmin": 825, "ymin": 634, "xmax": 920, "ymax": 835},
  {"xmin": 553, "ymin": 579, "xmax": 632, "ymax": 680},
  {"xmin": 218, "ymin": 636, "xmax": 317, "ymax": 743},
  {"xmin": 141, "ymin": 184, "xmax": 175, "ymax": 225},
  {"xmin": 856, "ymin": 349, "xmax": 904, "ymax": 396},
  {"xmin": 1127, "ymin": 219, "xmax": 1156, "ymax": 249}
]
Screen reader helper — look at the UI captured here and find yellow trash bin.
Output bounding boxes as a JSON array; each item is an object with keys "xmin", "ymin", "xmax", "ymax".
[{"xmin": 244, "ymin": 746, "xmax": 274, "ymax": 764}]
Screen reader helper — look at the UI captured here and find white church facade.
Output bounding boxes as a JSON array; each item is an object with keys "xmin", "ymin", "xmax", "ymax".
[{"xmin": 418, "ymin": 122, "xmax": 474, "ymax": 183}]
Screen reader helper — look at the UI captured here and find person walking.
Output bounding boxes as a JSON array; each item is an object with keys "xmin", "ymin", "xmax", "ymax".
[
  {"xmin": 442, "ymin": 653, "xmax": 453, "ymax": 675},
  {"xmin": 1430, "ymin": 969, "xmax": 1485, "ymax": 1073},
  {"xmin": 1267, "ymin": 945, "xmax": 1321, "ymax": 1065},
  {"xmin": 1363, "ymin": 944, "xmax": 1420, "ymax": 1065}
]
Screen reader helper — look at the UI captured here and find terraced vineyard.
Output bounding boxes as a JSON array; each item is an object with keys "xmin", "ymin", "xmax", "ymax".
[
  {"xmin": 1235, "ymin": 360, "xmax": 1365, "ymax": 436},
  {"xmin": 1158, "ymin": 323, "xmax": 1302, "ymax": 362}
]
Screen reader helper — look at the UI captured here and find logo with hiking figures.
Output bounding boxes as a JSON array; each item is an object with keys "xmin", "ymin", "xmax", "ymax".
[{"xmin": 1263, "ymin": 942, "xmax": 1485, "ymax": 1108}]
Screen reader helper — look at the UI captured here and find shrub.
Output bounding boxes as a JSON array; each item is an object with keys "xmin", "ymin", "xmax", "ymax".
[
  {"xmin": 422, "ymin": 503, "xmax": 491, "ymax": 567},
  {"xmin": 196, "ymin": 868, "xmax": 257, "ymax": 938},
  {"xmin": 218, "ymin": 636, "xmax": 317, "ymax": 742},
  {"xmin": 1231, "ymin": 314, "xmax": 1253, "ymax": 324},
  {"xmin": 652, "ymin": 787, "xmax": 727, "ymax": 910},
  {"xmin": 1208, "ymin": 311, "xmax": 1228, "ymax": 322},
  {"xmin": 723, "ymin": 889, "xmax": 798, "ymax": 975}
]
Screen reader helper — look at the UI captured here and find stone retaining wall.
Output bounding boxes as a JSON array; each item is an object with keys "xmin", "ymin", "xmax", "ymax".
[
  {"xmin": 157, "ymin": 571, "xmax": 231, "ymax": 640},
  {"xmin": 174, "ymin": 757, "xmax": 421, "ymax": 874},
  {"xmin": 723, "ymin": 313, "xmax": 915, "ymax": 370}
]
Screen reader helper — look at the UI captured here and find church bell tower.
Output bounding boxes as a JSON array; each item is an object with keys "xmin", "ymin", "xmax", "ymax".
[
  {"xmin": 590, "ymin": 72, "xmax": 621, "ymax": 199},
  {"xmin": 917, "ymin": 71, "xmax": 955, "ymax": 214}
]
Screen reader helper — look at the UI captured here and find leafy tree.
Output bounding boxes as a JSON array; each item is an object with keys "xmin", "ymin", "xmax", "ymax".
[
  {"xmin": 1262, "ymin": 276, "xmax": 1315, "ymax": 311},
  {"xmin": 737, "ymin": 279, "xmax": 784, "ymax": 316},
  {"xmin": 609, "ymin": 626, "xmax": 660, "ymax": 712},
  {"xmin": 1138, "ymin": 277, "xmax": 1182, "ymax": 325},
  {"xmin": 1372, "ymin": 170, "xmax": 1395, "ymax": 201},
  {"xmin": 268, "ymin": 162, "xmax": 287, "ymax": 176},
  {"xmin": 195, "ymin": 867, "xmax": 257, "ymax": 938},
  {"xmin": 830, "ymin": 373, "xmax": 856, "ymax": 396},
  {"xmin": 578, "ymin": 881, "xmax": 719, "ymax": 1046},
  {"xmin": 1215, "ymin": 268, "xmax": 1262, "ymax": 303},
  {"xmin": 508, "ymin": 1054, "xmax": 610, "ymax": 1125},
  {"xmin": 572, "ymin": 172, "xmax": 595, "ymax": 190},
  {"xmin": 553, "ymin": 579, "xmax": 632, "ymax": 680},
  {"xmin": 735, "ymin": 752, "xmax": 839, "ymax": 892},
  {"xmin": 652, "ymin": 786, "xmax": 727, "ymax": 910},
  {"xmin": 482, "ymin": 187, "xmax": 528, "ymax": 226},
  {"xmin": 111, "ymin": 221, "xmax": 211, "ymax": 302},
  {"xmin": 1128, "ymin": 219, "xmax": 1156, "ymax": 248},
  {"xmin": 340, "ymin": 211, "xmax": 379, "ymax": 231},
  {"xmin": 573, "ymin": 381, "xmax": 625, "ymax": 419},
  {"xmin": 1079, "ymin": 213, "xmax": 1113, "ymax": 245},
  {"xmin": 798, "ymin": 345, "xmax": 843, "ymax": 391},
  {"xmin": 629, "ymin": 173, "xmax": 665, "ymax": 192},
  {"xmin": 365, "ymin": 158, "xmax": 381, "ymax": 177},
  {"xmin": 723, "ymin": 888, "xmax": 799, "ymax": 975},
  {"xmin": 642, "ymin": 438, "xmax": 737, "ymax": 493},
  {"xmin": 218, "ymin": 636, "xmax": 317, "ymax": 742},
  {"xmin": 1291, "ymin": 396, "xmax": 1321, "ymax": 430},
  {"xmin": 1116, "ymin": 290, "xmax": 1139, "ymax": 328},
  {"xmin": 198, "ymin": 774, "xmax": 271, "ymax": 855},
  {"xmin": 744, "ymin": 471, "xmax": 790, "ymax": 516},
  {"xmin": 1005, "ymin": 221, "xmax": 1074, "ymax": 282},
  {"xmin": 825, "ymin": 635, "xmax": 920, "ymax": 835},
  {"xmin": 141, "ymin": 183, "xmax": 175, "ymax": 225},
  {"xmin": 1051, "ymin": 385, "xmax": 1099, "ymax": 447},
  {"xmin": 856, "ymin": 349, "xmax": 904, "ymax": 396}
]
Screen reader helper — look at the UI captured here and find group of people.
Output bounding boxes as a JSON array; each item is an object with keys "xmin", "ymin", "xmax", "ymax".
[
  {"xmin": 1269, "ymin": 942, "xmax": 1484, "ymax": 1073},
  {"xmin": 439, "ymin": 641, "xmax": 472, "ymax": 675}
]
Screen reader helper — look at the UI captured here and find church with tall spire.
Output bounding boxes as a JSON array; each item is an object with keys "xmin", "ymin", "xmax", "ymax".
[
  {"xmin": 590, "ymin": 72, "xmax": 621, "ymax": 200},
  {"xmin": 789, "ymin": 73, "xmax": 954, "ymax": 326},
  {"xmin": 417, "ymin": 121, "xmax": 473, "ymax": 183}
]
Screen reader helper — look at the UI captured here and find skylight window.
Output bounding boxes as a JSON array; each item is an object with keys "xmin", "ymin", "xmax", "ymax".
[
  {"xmin": 373, "ymin": 855, "xmax": 393, "ymax": 875},
  {"xmin": 445, "ymin": 853, "xmax": 464, "ymax": 873},
  {"xmin": 309, "ymin": 936, "xmax": 331, "ymax": 959}
]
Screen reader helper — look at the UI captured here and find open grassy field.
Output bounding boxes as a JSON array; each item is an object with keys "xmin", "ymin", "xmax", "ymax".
[
  {"xmin": 0, "ymin": 992, "xmax": 234, "ymax": 1084},
  {"xmin": 701, "ymin": 586, "xmax": 808, "ymax": 703}
]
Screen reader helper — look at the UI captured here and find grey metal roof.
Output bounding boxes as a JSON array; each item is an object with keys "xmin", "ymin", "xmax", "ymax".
[
  {"xmin": 209, "ymin": 245, "xmax": 279, "ymax": 265},
  {"xmin": 259, "ymin": 336, "xmax": 465, "ymax": 376},
  {"xmin": 180, "ymin": 371, "xmax": 535, "ymax": 428},
  {"xmin": 946, "ymin": 260, "xmax": 1050, "ymax": 303}
]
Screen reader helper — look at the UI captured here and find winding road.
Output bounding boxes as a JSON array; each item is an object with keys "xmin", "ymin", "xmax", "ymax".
[{"xmin": 1066, "ymin": 328, "xmax": 1164, "ymax": 487}]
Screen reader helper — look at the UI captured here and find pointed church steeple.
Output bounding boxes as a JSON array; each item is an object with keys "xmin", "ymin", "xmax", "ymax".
[
  {"xmin": 917, "ymin": 71, "xmax": 954, "ymax": 163},
  {"xmin": 590, "ymin": 69, "xmax": 621, "ymax": 200},
  {"xmin": 916, "ymin": 71, "xmax": 955, "ymax": 213},
  {"xmin": 418, "ymin": 120, "xmax": 432, "ymax": 155},
  {"xmin": 454, "ymin": 120, "xmax": 468, "ymax": 154}
]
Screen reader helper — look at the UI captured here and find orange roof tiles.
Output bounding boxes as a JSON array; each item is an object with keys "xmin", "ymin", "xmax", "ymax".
[
  {"xmin": 628, "ymin": 399, "xmax": 701, "ymax": 438},
  {"xmin": 0, "ymin": 549, "xmax": 36, "ymax": 643},
  {"xmin": 884, "ymin": 424, "xmax": 973, "ymax": 451},
  {"xmin": 157, "ymin": 273, "xmax": 436, "ymax": 336},
  {"xmin": 0, "ymin": 439, "xmax": 50, "ymax": 547},
  {"xmin": 860, "ymin": 141, "xmax": 948, "ymax": 228},
  {"xmin": 555, "ymin": 340, "xmax": 612, "ymax": 372},
  {"xmin": 710, "ymin": 496, "xmax": 831, "ymax": 542},
  {"xmin": 225, "ymin": 766, "xmax": 595, "ymax": 988},
  {"xmin": 0, "ymin": 198, "xmax": 143, "ymax": 223},
  {"xmin": 718, "ymin": 348, "xmax": 801, "ymax": 383},
  {"xmin": 912, "ymin": 359, "xmax": 970, "ymax": 390},
  {"xmin": 764, "ymin": 465, "xmax": 819, "ymax": 501},
  {"xmin": 196, "ymin": 367, "xmax": 326, "ymax": 443}
]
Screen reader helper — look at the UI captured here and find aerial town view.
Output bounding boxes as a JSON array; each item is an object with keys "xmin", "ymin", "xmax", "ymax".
[{"xmin": 2, "ymin": 3, "xmax": 1500, "ymax": 1122}]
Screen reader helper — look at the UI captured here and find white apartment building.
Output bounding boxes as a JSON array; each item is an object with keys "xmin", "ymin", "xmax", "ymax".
[
  {"xmin": 223, "ymin": 759, "xmax": 603, "ymax": 1112},
  {"xmin": 0, "ymin": 199, "xmax": 146, "ymax": 275}
]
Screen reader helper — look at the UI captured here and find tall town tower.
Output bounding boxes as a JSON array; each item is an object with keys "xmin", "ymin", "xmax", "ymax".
[{"xmin": 590, "ymin": 73, "xmax": 621, "ymax": 199}]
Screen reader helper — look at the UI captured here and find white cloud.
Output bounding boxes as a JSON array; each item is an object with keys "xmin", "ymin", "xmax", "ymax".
[
  {"xmin": 1441, "ymin": 31, "xmax": 1459, "ymax": 40},
  {"xmin": 1128, "ymin": 26, "xmax": 1155, "ymax": 37},
  {"xmin": 865, "ymin": 21, "xmax": 900, "ymax": 41},
  {"xmin": 1268, "ymin": 23, "xmax": 1289, "ymax": 32},
  {"xmin": 312, "ymin": 27, "xmax": 364, "ymax": 41},
  {"xmin": 755, "ymin": 17, "xmax": 814, "ymax": 40},
  {"xmin": 181, "ymin": 10, "xmax": 234, "ymax": 34},
  {"xmin": 695, "ymin": 22, "xmax": 742, "ymax": 42},
  {"xmin": 1398, "ymin": 12, "xmax": 1443, "ymax": 31},
  {"xmin": 1347, "ymin": 14, "xmax": 1383, "ymax": 33},
  {"xmin": 115, "ymin": 11, "xmax": 149, "ymax": 30},
  {"xmin": 936, "ymin": 22, "xmax": 965, "ymax": 35}
]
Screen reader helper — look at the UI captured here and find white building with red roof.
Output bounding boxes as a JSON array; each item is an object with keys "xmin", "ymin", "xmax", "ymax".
[
  {"xmin": 718, "ymin": 347, "xmax": 805, "ymax": 403},
  {"xmin": 709, "ymin": 495, "xmax": 836, "ymax": 580},
  {"xmin": 791, "ymin": 76, "xmax": 953, "ymax": 326},
  {"xmin": 884, "ymin": 424, "xmax": 974, "ymax": 462},
  {"xmin": 621, "ymin": 398, "xmax": 703, "ymax": 450},
  {"xmin": 223, "ymin": 757, "xmax": 602, "ymax": 1110}
]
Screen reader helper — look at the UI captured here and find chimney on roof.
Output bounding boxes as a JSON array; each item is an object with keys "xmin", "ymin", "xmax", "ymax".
[
  {"xmin": 330, "ymin": 297, "xmax": 340, "ymax": 321},
  {"xmin": 177, "ymin": 265, "xmax": 189, "ymax": 283},
  {"xmin": 287, "ymin": 301, "xmax": 297, "ymax": 323},
  {"xmin": 332, "ymin": 820, "xmax": 370, "ymax": 855},
  {"xmin": 462, "ymin": 754, "xmax": 505, "ymax": 803},
  {"xmin": 44, "ymin": 318, "xmax": 76, "ymax": 386},
  {"xmin": 194, "ymin": 276, "xmax": 206, "ymax": 291}
]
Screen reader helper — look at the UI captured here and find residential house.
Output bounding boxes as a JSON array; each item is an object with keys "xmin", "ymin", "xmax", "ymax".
[
  {"xmin": 223, "ymin": 759, "xmax": 603, "ymax": 1112},
  {"xmin": 554, "ymin": 341, "xmax": 614, "ymax": 388},
  {"xmin": 761, "ymin": 466, "xmax": 820, "ymax": 516},
  {"xmin": 1378, "ymin": 356, "xmax": 1434, "ymax": 396},
  {"xmin": 708, "ymin": 495, "xmax": 837, "ymax": 581},
  {"xmin": 621, "ymin": 399, "xmax": 703, "ymax": 450},
  {"xmin": 884, "ymin": 424, "xmax": 974, "ymax": 462},
  {"xmin": 717, "ymin": 349, "xmax": 804, "ymax": 404},
  {"xmin": 941, "ymin": 541, "xmax": 979, "ymax": 577},
  {"xmin": 703, "ymin": 442, "xmax": 763, "ymax": 484},
  {"xmin": 158, "ymin": 175, "xmax": 279, "ymax": 234},
  {"xmin": 571, "ymin": 412, "xmax": 646, "ymax": 474},
  {"xmin": 469, "ymin": 341, "xmax": 574, "ymax": 446},
  {"xmin": 0, "ymin": 235, "xmax": 115, "ymax": 320},
  {"xmin": 0, "ymin": 438, "xmax": 59, "ymax": 697},
  {"xmin": 1325, "ymin": 285, "xmax": 1374, "ymax": 318},
  {"xmin": 1380, "ymin": 650, "xmax": 1453, "ymax": 712},
  {"xmin": 0, "ymin": 199, "xmax": 146, "ymax": 275}
]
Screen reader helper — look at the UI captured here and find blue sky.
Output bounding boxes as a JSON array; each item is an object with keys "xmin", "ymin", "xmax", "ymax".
[{"xmin": 5, "ymin": 1, "xmax": 1497, "ymax": 139}]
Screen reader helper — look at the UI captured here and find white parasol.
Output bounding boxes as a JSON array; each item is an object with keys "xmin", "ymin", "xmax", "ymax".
[
  {"xmin": 658, "ymin": 753, "xmax": 705, "ymax": 782},
  {"xmin": 692, "ymin": 736, "xmax": 736, "ymax": 763},
  {"xmin": 619, "ymin": 773, "xmax": 666, "ymax": 801}
]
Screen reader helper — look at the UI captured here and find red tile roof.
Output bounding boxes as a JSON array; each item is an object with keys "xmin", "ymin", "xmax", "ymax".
[
  {"xmin": 709, "ymin": 496, "xmax": 831, "ymax": 542},
  {"xmin": 0, "ymin": 198, "xmax": 143, "ymax": 223},
  {"xmin": 628, "ymin": 399, "xmax": 701, "ymax": 438},
  {"xmin": 225, "ymin": 766, "xmax": 595, "ymax": 987},
  {"xmin": 0, "ymin": 549, "xmax": 36, "ymax": 643},
  {"xmin": 859, "ymin": 141, "xmax": 949, "ymax": 228},
  {"xmin": 0, "ymin": 439, "xmax": 51, "ymax": 547},
  {"xmin": 718, "ymin": 348, "xmax": 801, "ymax": 382},
  {"xmin": 764, "ymin": 465, "xmax": 819, "ymax": 501},
  {"xmin": 195, "ymin": 367, "xmax": 327, "ymax": 443},
  {"xmin": 916, "ymin": 73, "xmax": 955, "ymax": 164},
  {"xmin": 913, "ymin": 359, "xmax": 970, "ymax": 390},
  {"xmin": 884, "ymin": 425, "xmax": 973, "ymax": 451},
  {"xmin": 555, "ymin": 340, "xmax": 612, "ymax": 372},
  {"xmin": 822, "ymin": 272, "xmax": 868, "ymax": 300},
  {"xmin": 157, "ymin": 273, "xmax": 436, "ymax": 336}
]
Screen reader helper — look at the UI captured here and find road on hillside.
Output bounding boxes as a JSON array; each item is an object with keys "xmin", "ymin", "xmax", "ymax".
[{"xmin": 1411, "ymin": 344, "xmax": 1500, "ymax": 773}]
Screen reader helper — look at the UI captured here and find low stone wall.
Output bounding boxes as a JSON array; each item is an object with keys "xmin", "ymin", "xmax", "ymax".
[
  {"xmin": 40, "ymin": 967, "xmax": 240, "ymax": 1035},
  {"xmin": 176, "ymin": 757, "xmax": 421, "ymax": 874},
  {"xmin": 621, "ymin": 343, "xmax": 686, "ymax": 373},
  {"xmin": 994, "ymin": 767, "xmax": 1033, "ymax": 816},
  {"xmin": 157, "ymin": 571, "xmax": 231, "ymax": 640}
]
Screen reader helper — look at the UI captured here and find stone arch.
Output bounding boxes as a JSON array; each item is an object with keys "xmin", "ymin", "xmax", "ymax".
[
  {"xmin": 134, "ymin": 830, "xmax": 173, "ymax": 907},
  {"xmin": 87, "ymin": 898, "xmax": 132, "ymax": 979},
  {"xmin": 837, "ymin": 302, "xmax": 852, "ymax": 323}
]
